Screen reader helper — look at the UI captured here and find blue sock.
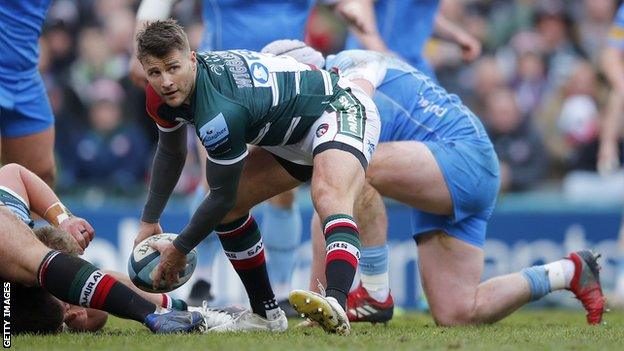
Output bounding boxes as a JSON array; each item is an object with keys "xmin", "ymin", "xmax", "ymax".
[
  {"xmin": 521, "ymin": 266, "xmax": 551, "ymax": 301},
  {"xmin": 360, "ymin": 245, "xmax": 388, "ymax": 276},
  {"xmin": 261, "ymin": 202, "xmax": 302, "ymax": 299},
  {"xmin": 359, "ymin": 245, "xmax": 389, "ymax": 297}
]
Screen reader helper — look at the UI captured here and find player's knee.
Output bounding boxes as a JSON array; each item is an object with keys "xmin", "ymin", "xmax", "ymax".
[
  {"xmin": 311, "ymin": 183, "xmax": 340, "ymax": 214},
  {"xmin": 431, "ymin": 302, "xmax": 477, "ymax": 326}
]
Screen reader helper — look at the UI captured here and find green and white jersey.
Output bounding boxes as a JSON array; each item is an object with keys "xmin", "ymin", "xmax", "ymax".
[{"xmin": 146, "ymin": 50, "xmax": 341, "ymax": 165}]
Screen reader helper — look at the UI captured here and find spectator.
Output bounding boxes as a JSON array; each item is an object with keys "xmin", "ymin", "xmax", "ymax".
[
  {"xmin": 484, "ymin": 88, "xmax": 548, "ymax": 192},
  {"xmin": 60, "ymin": 81, "xmax": 150, "ymax": 191}
]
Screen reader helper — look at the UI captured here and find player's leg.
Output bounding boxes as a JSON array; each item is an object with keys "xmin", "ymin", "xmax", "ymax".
[
  {"xmin": 0, "ymin": 207, "xmax": 203, "ymax": 333},
  {"xmin": 418, "ymin": 230, "xmax": 604, "ymax": 325},
  {"xmin": 366, "ymin": 141, "xmax": 453, "ymax": 215},
  {"xmin": 263, "ymin": 190, "xmax": 302, "ymax": 311},
  {"xmin": 214, "ymin": 147, "xmax": 301, "ymax": 328},
  {"xmin": 290, "ymin": 78, "xmax": 380, "ymax": 335},
  {"xmin": 1, "ymin": 127, "xmax": 56, "ymax": 186},
  {"xmin": 289, "ymin": 148, "xmax": 366, "ymax": 334},
  {"xmin": 106, "ymin": 270, "xmax": 188, "ymax": 311},
  {"xmin": 1, "ymin": 74, "xmax": 56, "ymax": 185},
  {"xmin": 307, "ymin": 183, "xmax": 392, "ymax": 324}
]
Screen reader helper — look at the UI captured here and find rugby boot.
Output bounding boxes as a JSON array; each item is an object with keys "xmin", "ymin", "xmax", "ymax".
[
  {"xmin": 144, "ymin": 310, "xmax": 204, "ymax": 334},
  {"xmin": 567, "ymin": 250, "xmax": 605, "ymax": 325},
  {"xmin": 188, "ymin": 301, "xmax": 239, "ymax": 329},
  {"xmin": 289, "ymin": 289, "xmax": 350, "ymax": 335},
  {"xmin": 208, "ymin": 308, "xmax": 288, "ymax": 333},
  {"xmin": 346, "ymin": 283, "xmax": 394, "ymax": 323}
]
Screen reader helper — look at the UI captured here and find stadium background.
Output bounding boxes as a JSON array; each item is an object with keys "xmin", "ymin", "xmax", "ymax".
[{"xmin": 40, "ymin": 0, "xmax": 624, "ymax": 309}]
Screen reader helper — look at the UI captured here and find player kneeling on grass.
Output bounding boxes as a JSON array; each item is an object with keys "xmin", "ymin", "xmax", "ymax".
[
  {"xmin": 0, "ymin": 163, "xmax": 204, "ymax": 334},
  {"xmin": 262, "ymin": 41, "xmax": 605, "ymax": 327}
]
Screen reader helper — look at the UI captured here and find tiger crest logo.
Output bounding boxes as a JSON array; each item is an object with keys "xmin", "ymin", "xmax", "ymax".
[{"xmin": 316, "ymin": 123, "xmax": 329, "ymax": 137}]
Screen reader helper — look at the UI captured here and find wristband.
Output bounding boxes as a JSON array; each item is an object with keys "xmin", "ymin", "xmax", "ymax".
[{"xmin": 43, "ymin": 202, "xmax": 72, "ymax": 227}]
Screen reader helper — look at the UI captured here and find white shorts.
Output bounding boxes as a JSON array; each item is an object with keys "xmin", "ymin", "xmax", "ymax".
[{"xmin": 264, "ymin": 78, "xmax": 380, "ymax": 170}]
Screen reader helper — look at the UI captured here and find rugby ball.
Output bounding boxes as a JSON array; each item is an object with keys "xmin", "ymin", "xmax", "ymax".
[{"xmin": 128, "ymin": 233, "xmax": 197, "ymax": 293}]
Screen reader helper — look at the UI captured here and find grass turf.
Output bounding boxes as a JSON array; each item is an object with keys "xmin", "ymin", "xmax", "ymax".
[{"xmin": 11, "ymin": 310, "xmax": 624, "ymax": 351}]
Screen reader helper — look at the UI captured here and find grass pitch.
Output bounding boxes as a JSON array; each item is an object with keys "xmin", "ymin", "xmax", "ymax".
[{"xmin": 12, "ymin": 310, "xmax": 624, "ymax": 351}]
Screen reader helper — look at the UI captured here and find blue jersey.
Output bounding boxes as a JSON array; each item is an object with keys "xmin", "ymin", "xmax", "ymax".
[
  {"xmin": 608, "ymin": 4, "xmax": 624, "ymax": 50},
  {"xmin": 345, "ymin": 0, "xmax": 439, "ymax": 73},
  {"xmin": 200, "ymin": 0, "xmax": 316, "ymax": 51},
  {"xmin": 0, "ymin": 1, "xmax": 52, "ymax": 80},
  {"xmin": 375, "ymin": 61, "xmax": 487, "ymax": 144}
]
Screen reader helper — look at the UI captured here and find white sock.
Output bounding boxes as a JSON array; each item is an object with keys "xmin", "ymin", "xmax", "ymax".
[
  {"xmin": 361, "ymin": 272, "xmax": 390, "ymax": 302},
  {"xmin": 543, "ymin": 259, "xmax": 575, "ymax": 290}
]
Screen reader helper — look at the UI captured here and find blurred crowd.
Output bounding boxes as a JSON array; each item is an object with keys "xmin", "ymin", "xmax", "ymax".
[{"xmin": 40, "ymin": 0, "xmax": 621, "ymax": 196}]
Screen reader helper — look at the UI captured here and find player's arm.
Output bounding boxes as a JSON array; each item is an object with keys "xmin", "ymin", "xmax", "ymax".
[
  {"xmin": 0, "ymin": 164, "xmax": 94, "ymax": 253},
  {"xmin": 433, "ymin": 14, "xmax": 481, "ymax": 62},
  {"xmin": 136, "ymin": 126, "xmax": 188, "ymax": 245},
  {"xmin": 598, "ymin": 11, "xmax": 624, "ymax": 174},
  {"xmin": 173, "ymin": 159, "xmax": 244, "ymax": 254},
  {"xmin": 130, "ymin": 0, "xmax": 178, "ymax": 87},
  {"xmin": 333, "ymin": 0, "xmax": 389, "ymax": 53}
]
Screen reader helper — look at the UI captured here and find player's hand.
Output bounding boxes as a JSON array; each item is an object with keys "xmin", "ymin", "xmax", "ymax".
[
  {"xmin": 60, "ymin": 217, "xmax": 95, "ymax": 254},
  {"xmin": 150, "ymin": 241, "xmax": 186, "ymax": 290},
  {"xmin": 134, "ymin": 221, "xmax": 163, "ymax": 247},
  {"xmin": 129, "ymin": 54, "xmax": 147, "ymax": 88},
  {"xmin": 597, "ymin": 140, "xmax": 620, "ymax": 176},
  {"xmin": 455, "ymin": 31, "xmax": 482, "ymax": 62},
  {"xmin": 335, "ymin": 0, "xmax": 375, "ymax": 35}
]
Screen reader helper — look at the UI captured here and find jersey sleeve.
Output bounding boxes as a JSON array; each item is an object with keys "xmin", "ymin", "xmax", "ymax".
[
  {"xmin": 608, "ymin": 5, "xmax": 624, "ymax": 50},
  {"xmin": 196, "ymin": 111, "xmax": 248, "ymax": 165},
  {"xmin": 145, "ymin": 84, "xmax": 184, "ymax": 132}
]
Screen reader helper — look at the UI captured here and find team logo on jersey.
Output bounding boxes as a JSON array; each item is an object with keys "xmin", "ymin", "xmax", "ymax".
[
  {"xmin": 199, "ymin": 113, "xmax": 231, "ymax": 156},
  {"xmin": 316, "ymin": 123, "xmax": 329, "ymax": 138},
  {"xmin": 250, "ymin": 63, "xmax": 269, "ymax": 84}
]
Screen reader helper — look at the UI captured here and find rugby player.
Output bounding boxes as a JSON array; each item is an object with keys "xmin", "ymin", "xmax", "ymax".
[
  {"xmin": 343, "ymin": 0, "xmax": 482, "ymax": 78},
  {"xmin": 134, "ymin": 19, "xmax": 380, "ymax": 335},
  {"xmin": 129, "ymin": 0, "xmax": 378, "ymax": 309},
  {"xmin": 0, "ymin": 2, "xmax": 57, "ymax": 185},
  {"xmin": 263, "ymin": 41, "xmax": 605, "ymax": 327},
  {"xmin": 0, "ymin": 163, "xmax": 204, "ymax": 334}
]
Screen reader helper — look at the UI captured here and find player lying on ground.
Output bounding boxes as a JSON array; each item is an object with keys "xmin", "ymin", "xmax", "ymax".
[
  {"xmin": 26, "ymin": 226, "xmax": 234, "ymax": 332},
  {"xmin": 0, "ymin": 163, "xmax": 204, "ymax": 334},
  {"xmin": 263, "ymin": 41, "xmax": 605, "ymax": 326},
  {"xmin": 134, "ymin": 19, "xmax": 380, "ymax": 335}
]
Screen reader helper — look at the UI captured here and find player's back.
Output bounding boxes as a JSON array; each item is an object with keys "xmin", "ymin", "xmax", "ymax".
[
  {"xmin": 0, "ymin": 1, "xmax": 52, "ymax": 78},
  {"xmin": 200, "ymin": 0, "xmax": 315, "ymax": 51},
  {"xmin": 376, "ymin": 61, "xmax": 488, "ymax": 143},
  {"xmin": 194, "ymin": 50, "xmax": 340, "ymax": 146}
]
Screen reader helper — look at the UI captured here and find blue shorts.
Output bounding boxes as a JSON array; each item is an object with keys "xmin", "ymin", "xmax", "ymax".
[
  {"xmin": 412, "ymin": 137, "xmax": 500, "ymax": 248},
  {"xmin": 0, "ymin": 73, "xmax": 54, "ymax": 137}
]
